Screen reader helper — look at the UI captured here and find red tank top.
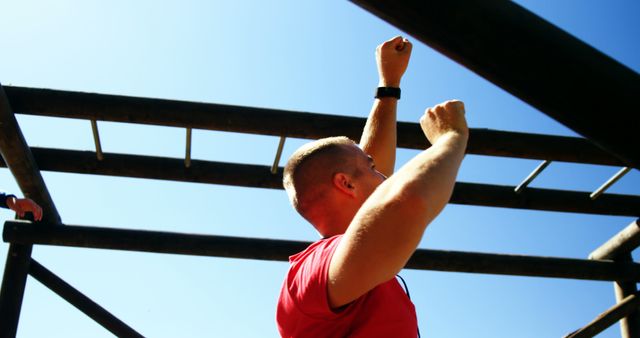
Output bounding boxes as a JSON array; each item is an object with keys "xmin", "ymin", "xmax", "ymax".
[{"xmin": 277, "ymin": 235, "xmax": 418, "ymax": 337}]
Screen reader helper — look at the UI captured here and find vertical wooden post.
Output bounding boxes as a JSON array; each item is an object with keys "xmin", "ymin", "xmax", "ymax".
[
  {"xmin": 0, "ymin": 244, "xmax": 33, "ymax": 338},
  {"xmin": 615, "ymin": 253, "xmax": 640, "ymax": 338}
]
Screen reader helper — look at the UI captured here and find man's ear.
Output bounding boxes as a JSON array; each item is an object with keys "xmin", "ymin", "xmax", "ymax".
[{"xmin": 333, "ymin": 172, "xmax": 356, "ymax": 197}]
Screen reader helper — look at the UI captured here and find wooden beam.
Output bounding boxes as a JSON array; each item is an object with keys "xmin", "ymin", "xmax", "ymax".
[
  {"xmin": 589, "ymin": 222, "xmax": 640, "ymax": 338},
  {"xmin": 565, "ymin": 291, "xmax": 640, "ymax": 338},
  {"xmin": 590, "ymin": 220, "xmax": 640, "ymax": 260},
  {"xmin": 3, "ymin": 86, "xmax": 623, "ymax": 166},
  {"xmin": 5, "ymin": 221, "xmax": 640, "ymax": 282},
  {"xmin": 1, "ymin": 147, "xmax": 637, "ymax": 217},
  {"xmin": 28, "ymin": 260, "xmax": 144, "ymax": 338},
  {"xmin": 614, "ymin": 254, "xmax": 640, "ymax": 338},
  {"xmin": 349, "ymin": 0, "xmax": 640, "ymax": 168},
  {"xmin": 0, "ymin": 244, "xmax": 32, "ymax": 338}
]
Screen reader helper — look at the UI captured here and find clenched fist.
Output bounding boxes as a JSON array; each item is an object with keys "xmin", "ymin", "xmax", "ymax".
[
  {"xmin": 420, "ymin": 100, "xmax": 469, "ymax": 145},
  {"xmin": 376, "ymin": 36, "xmax": 412, "ymax": 87}
]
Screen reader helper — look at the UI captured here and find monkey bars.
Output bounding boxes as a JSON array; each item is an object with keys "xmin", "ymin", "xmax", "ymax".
[{"xmin": 1, "ymin": 1, "xmax": 639, "ymax": 337}]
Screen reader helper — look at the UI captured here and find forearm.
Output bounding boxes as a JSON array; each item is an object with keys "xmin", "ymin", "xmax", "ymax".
[
  {"xmin": 359, "ymin": 36, "xmax": 411, "ymax": 177},
  {"xmin": 391, "ymin": 132, "xmax": 468, "ymax": 222},
  {"xmin": 359, "ymin": 97, "xmax": 397, "ymax": 177}
]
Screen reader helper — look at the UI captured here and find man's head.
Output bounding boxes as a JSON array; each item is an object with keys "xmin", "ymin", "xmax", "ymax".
[{"xmin": 283, "ymin": 136, "xmax": 386, "ymax": 236}]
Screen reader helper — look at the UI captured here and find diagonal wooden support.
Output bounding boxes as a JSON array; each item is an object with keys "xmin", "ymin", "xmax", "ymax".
[
  {"xmin": 564, "ymin": 290, "xmax": 640, "ymax": 338},
  {"xmin": 29, "ymin": 259, "xmax": 144, "ymax": 338},
  {"xmin": 349, "ymin": 0, "xmax": 640, "ymax": 168},
  {"xmin": 0, "ymin": 84, "xmax": 62, "ymax": 337},
  {"xmin": 0, "ymin": 85, "xmax": 60, "ymax": 224}
]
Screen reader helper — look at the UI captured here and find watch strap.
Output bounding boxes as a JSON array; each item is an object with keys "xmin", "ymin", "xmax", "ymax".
[{"xmin": 375, "ymin": 87, "xmax": 401, "ymax": 99}]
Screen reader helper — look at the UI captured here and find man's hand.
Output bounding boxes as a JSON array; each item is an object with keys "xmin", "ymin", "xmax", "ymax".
[
  {"xmin": 376, "ymin": 36, "xmax": 412, "ymax": 87},
  {"xmin": 6, "ymin": 196, "xmax": 43, "ymax": 221},
  {"xmin": 420, "ymin": 100, "xmax": 469, "ymax": 145}
]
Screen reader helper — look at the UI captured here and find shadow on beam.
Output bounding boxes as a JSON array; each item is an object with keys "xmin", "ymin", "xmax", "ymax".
[
  {"xmin": 29, "ymin": 260, "xmax": 144, "ymax": 338},
  {"xmin": 1, "ymin": 147, "xmax": 638, "ymax": 217},
  {"xmin": 3, "ymin": 86, "xmax": 623, "ymax": 166},
  {"xmin": 5, "ymin": 221, "xmax": 640, "ymax": 282}
]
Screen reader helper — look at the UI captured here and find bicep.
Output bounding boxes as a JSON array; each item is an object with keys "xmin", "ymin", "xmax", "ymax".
[{"xmin": 327, "ymin": 191, "xmax": 428, "ymax": 308}]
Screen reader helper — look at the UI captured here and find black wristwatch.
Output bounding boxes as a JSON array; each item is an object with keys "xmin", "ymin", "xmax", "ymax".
[{"xmin": 375, "ymin": 87, "xmax": 401, "ymax": 99}]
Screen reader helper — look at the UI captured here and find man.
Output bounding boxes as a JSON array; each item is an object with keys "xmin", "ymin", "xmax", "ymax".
[
  {"xmin": 277, "ymin": 36, "xmax": 468, "ymax": 337},
  {"xmin": 0, "ymin": 191, "xmax": 43, "ymax": 221}
]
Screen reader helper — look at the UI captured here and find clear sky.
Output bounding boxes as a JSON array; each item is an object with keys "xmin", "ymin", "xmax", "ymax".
[{"xmin": 1, "ymin": 1, "xmax": 638, "ymax": 337}]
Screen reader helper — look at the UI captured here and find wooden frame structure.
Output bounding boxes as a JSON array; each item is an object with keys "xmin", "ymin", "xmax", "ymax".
[{"xmin": 1, "ymin": 1, "xmax": 638, "ymax": 337}]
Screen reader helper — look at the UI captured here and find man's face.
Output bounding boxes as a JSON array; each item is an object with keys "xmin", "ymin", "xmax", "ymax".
[{"xmin": 346, "ymin": 144, "xmax": 387, "ymax": 202}]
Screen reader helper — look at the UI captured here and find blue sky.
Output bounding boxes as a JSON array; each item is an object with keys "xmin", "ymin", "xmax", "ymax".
[{"xmin": 1, "ymin": 1, "xmax": 638, "ymax": 337}]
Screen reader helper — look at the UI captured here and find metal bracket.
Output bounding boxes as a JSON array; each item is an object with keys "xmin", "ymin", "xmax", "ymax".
[
  {"xmin": 591, "ymin": 167, "xmax": 631, "ymax": 200},
  {"xmin": 185, "ymin": 128, "xmax": 192, "ymax": 168},
  {"xmin": 271, "ymin": 136, "xmax": 286, "ymax": 174},
  {"xmin": 90, "ymin": 119, "xmax": 103, "ymax": 161},
  {"xmin": 515, "ymin": 160, "xmax": 551, "ymax": 193}
]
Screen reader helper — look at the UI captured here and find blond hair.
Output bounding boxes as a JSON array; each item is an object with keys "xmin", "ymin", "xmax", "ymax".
[{"xmin": 283, "ymin": 136, "xmax": 357, "ymax": 223}]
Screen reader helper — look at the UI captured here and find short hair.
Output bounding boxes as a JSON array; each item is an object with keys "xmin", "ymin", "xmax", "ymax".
[{"xmin": 283, "ymin": 136, "xmax": 357, "ymax": 223}]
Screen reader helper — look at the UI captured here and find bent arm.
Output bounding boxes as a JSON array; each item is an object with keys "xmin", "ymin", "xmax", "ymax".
[{"xmin": 329, "ymin": 101, "xmax": 468, "ymax": 308}]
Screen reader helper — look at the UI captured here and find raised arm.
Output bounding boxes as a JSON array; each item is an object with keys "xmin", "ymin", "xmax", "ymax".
[
  {"xmin": 359, "ymin": 36, "xmax": 412, "ymax": 177},
  {"xmin": 329, "ymin": 100, "xmax": 468, "ymax": 308}
]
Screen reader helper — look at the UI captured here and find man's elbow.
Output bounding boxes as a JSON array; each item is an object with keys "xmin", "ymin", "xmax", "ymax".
[{"xmin": 390, "ymin": 185, "xmax": 451, "ymax": 228}]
